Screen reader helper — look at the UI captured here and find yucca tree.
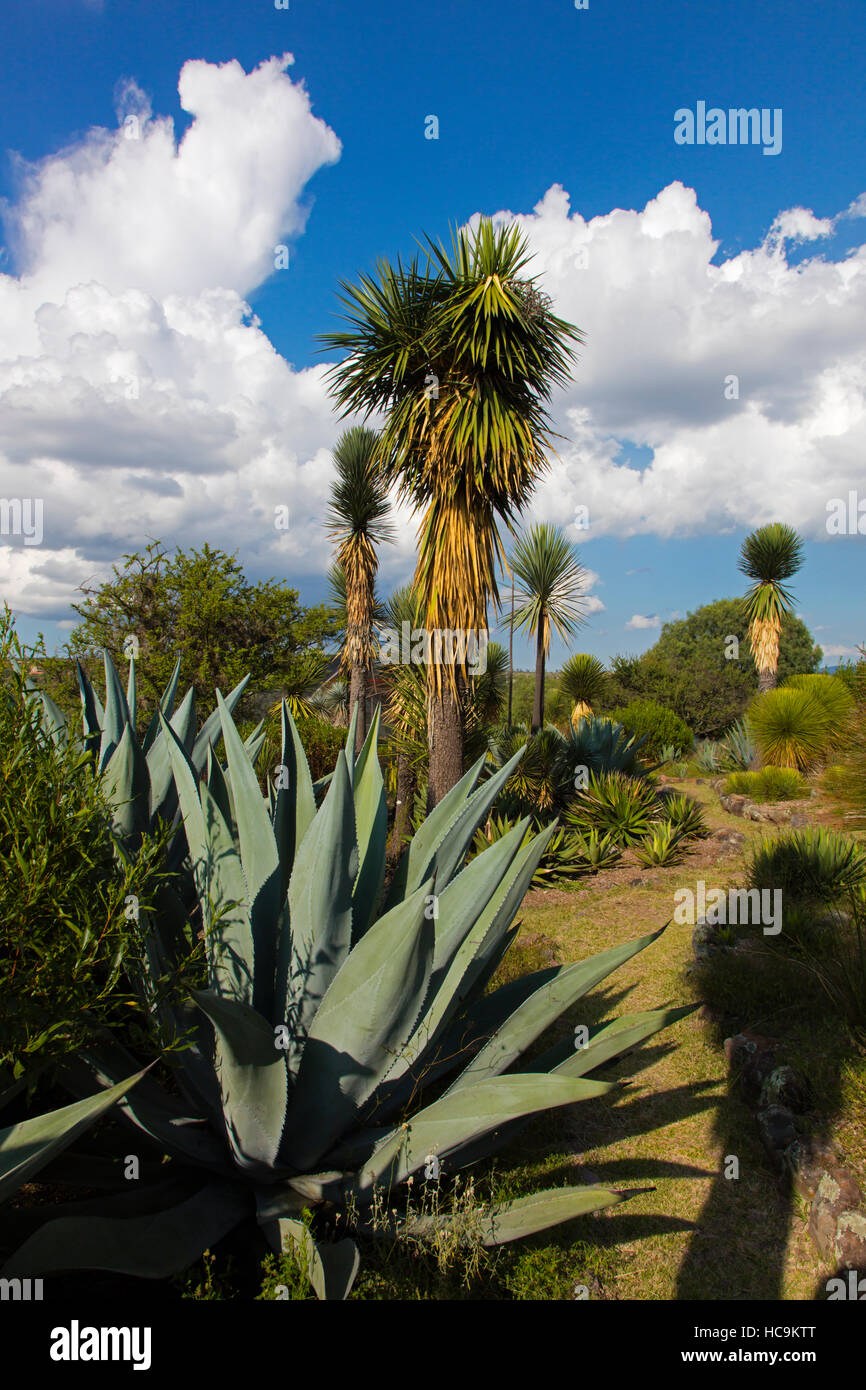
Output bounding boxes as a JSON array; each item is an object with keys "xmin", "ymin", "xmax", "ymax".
[
  {"xmin": 379, "ymin": 585, "xmax": 427, "ymax": 857},
  {"xmin": 326, "ymin": 427, "xmax": 394, "ymax": 752},
  {"xmin": 738, "ymin": 523, "xmax": 804, "ymax": 694},
  {"xmin": 560, "ymin": 653, "xmax": 608, "ymax": 728},
  {"xmin": 320, "ymin": 219, "xmax": 582, "ymax": 804},
  {"xmin": 510, "ymin": 523, "xmax": 587, "ymax": 732}
]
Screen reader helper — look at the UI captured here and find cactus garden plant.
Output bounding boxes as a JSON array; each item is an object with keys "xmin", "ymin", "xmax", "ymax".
[{"xmin": 2, "ymin": 698, "xmax": 690, "ymax": 1299}]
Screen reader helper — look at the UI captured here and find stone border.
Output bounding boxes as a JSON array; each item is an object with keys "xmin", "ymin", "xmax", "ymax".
[
  {"xmin": 709, "ymin": 778, "xmax": 814, "ymax": 826},
  {"xmin": 692, "ymin": 922, "xmax": 866, "ymax": 1274}
]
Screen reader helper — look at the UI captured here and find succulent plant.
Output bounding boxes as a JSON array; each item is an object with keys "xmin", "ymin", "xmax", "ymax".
[
  {"xmin": 0, "ymin": 1074, "xmax": 143, "ymax": 1206},
  {"xmin": 633, "ymin": 823, "xmax": 688, "ymax": 868},
  {"xmin": 658, "ymin": 792, "xmax": 709, "ymax": 841},
  {"xmin": 471, "ymin": 814, "xmax": 613, "ymax": 886},
  {"xmin": 564, "ymin": 715, "xmax": 655, "ymax": 780},
  {"xmin": 565, "ymin": 770, "xmax": 661, "ymax": 845},
  {"xmin": 3, "ymin": 699, "xmax": 690, "ymax": 1299},
  {"xmin": 29, "ymin": 651, "xmax": 264, "ymax": 858}
]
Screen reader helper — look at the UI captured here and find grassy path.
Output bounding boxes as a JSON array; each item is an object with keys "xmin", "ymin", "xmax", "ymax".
[{"xmin": 511, "ymin": 781, "xmax": 848, "ymax": 1301}]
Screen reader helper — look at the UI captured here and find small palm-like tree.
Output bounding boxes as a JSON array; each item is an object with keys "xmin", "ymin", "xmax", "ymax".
[
  {"xmin": 326, "ymin": 427, "xmax": 394, "ymax": 750},
  {"xmin": 560, "ymin": 652, "xmax": 608, "ymax": 727},
  {"xmin": 738, "ymin": 523, "xmax": 804, "ymax": 694},
  {"xmin": 379, "ymin": 585, "xmax": 426, "ymax": 858},
  {"xmin": 510, "ymin": 523, "xmax": 588, "ymax": 732},
  {"xmin": 321, "ymin": 219, "xmax": 582, "ymax": 803}
]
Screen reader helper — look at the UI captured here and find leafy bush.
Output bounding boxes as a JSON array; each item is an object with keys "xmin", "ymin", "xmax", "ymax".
[
  {"xmin": 748, "ymin": 828, "xmax": 866, "ymax": 905},
  {"xmin": 565, "ymin": 771, "xmax": 661, "ymax": 845},
  {"xmin": 0, "ymin": 614, "xmax": 165, "ymax": 1081},
  {"xmin": 748, "ymin": 686, "xmax": 833, "ymax": 770},
  {"xmin": 723, "ymin": 768, "xmax": 809, "ymax": 803},
  {"xmin": 607, "ymin": 700, "xmax": 693, "ymax": 761},
  {"xmin": 602, "ymin": 599, "xmax": 822, "ymax": 738}
]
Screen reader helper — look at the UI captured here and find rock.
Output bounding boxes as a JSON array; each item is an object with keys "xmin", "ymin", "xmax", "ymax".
[
  {"xmin": 789, "ymin": 813, "xmax": 811, "ymax": 828},
  {"xmin": 809, "ymin": 1169, "xmax": 864, "ymax": 1259},
  {"xmin": 720, "ymin": 794, "xmax": 750, "ymax": 817},
  {"xmin": 759, "ymin": 1065, "xmax": 812, "ymax": 1114},
  {"xmin": 784, "ymin": 1137, "xmax": 838, "ymax": 1201},
  {"xmin": 834, "ymin": 1210, "xmax": 866, "ymax": 1271},
  {"xmin": 756, "ymin": 1105, "xmax": 799, "ymax": 1164},
  {"xmin": 626, "ymin": 875, "xmax": 649, "ymax": 887},
  {"xmin": 693, "ymin": 919, "xmax": 732, "ymax": 959},
  {"xmin": 724, "ymin": 1031, "xmax": 781, "ymax": 1099}
]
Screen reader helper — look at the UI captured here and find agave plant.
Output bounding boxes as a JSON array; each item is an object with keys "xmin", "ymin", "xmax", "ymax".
[
  {"xmin": 565, "ymin": 771, "xmax": 661, "ymax": 845},
  {"xmin": 659, "ymin": 792, "xmax": 709, "ymax": 841},
  {"xmin": 634, "ymin": 823, "xmax": 688, "ymax": 869},
  {"xmin": 718, "ymin": 718, "xmax": 755, "ymax": 771},
  {"xmin": 569, "ymin": 828, "xmax": 624, "ymax": 873},
  {"xmin": 564, "ymin": 715, "xmax": 654, "ymax": 780},
  {"xmin": 3, "ymin": 698, "xmax": 689, "ymax": 1298},
  {"xmin": 29, "ymin": 651, "xmax": 263, "ymax": 857},
  {"xmin": 471, "ymin": 814, "xmax": 609, "ymax": 886},
  {"xmin": 0, "ymin": 1076, "xmax": 143, "ymax": 1207},
  {"xmin": 694, "ymin": 740, "xmax": 722, "ymax": 775}
]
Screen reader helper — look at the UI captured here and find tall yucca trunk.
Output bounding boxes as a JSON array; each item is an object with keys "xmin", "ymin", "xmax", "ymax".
[
  {"xmin": 570, "ymin": 699, "xmax": 592, "ymax": 729},
  {"xmin": 388, "ymin": 750, "xmax": 416, "ymax": 861},
  {"xmin": 417, "ymin": 489, "xmax": 497, "ymax": 805},
  {"xmin": 750, "ymin": 618, "xmax": 780, "ymax": 694},
  {"xmin": 342, "ymin": 548, "xmax": 374, "ymax": 755},
  {"xmin": 427, "ymin": 680, "xmax": 465, "ymax": 809},
  {"xmin": 532, "ymin": 627, "xmax": 545, "ymax": 733},
  {"xmin": 348, "ymin": 664, "xmax": 367, "ymax": 752}
]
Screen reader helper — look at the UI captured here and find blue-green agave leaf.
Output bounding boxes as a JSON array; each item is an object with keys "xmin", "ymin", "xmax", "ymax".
[
  {"xmin": 0, "ymin": 1073, "xmax": 145, "ymax": 1204},
  {"xmin": 281, "ymin": 879, "xmax": 435, "ymax": 1172},
  {"xmin": 278, "ymin": 752, "xmax": 357, "ymax": 1072},
  {"xmin": 193, "ymin": 990, "xmax": 289, "ymax": 1175}
]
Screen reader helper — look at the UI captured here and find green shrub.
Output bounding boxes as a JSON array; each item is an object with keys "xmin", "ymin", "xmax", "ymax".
[
  {"xmin": 0, "ymin": 613, "xmax": 165, "ymax": 1081},
  {"xmin": 295, "ymin": 715, "xmax": 348, "ymax": 781},
  {"xmin": 723, "ymin": 767, "xmax": 809, "ymax": 803},
  {"xmin": 565, "ymin": 771, "xmax": 661, "ymax": 845},
  {"xmin": 748, "ymin": 828, "xmax": 866, "ymax": 905},
  {"xmin": 784, "ymin": 674, "xmax": 855, "ymax": 744},
  {"xmin": 748, "ymin": 687, "xmax": 833, "ymax": 771},
  {"xmin": 659, "ymin": 792, "xmax": 709, "ymax": 839},
  {"xmin": 608, "ymin": 700, "xmax": 693, "ymax": 760},
  {"xmin": 634, "ymin": 823, "xmax": 688, "ymax": 867},
  {"xmin": 472, "ymin": 814, "xmax": 616, "ymax": 885}
]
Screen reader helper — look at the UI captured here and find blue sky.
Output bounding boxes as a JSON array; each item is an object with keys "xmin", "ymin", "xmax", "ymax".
[{"xmin": 1, "ymin": 0, "xmax": 864, "ymax": 670}]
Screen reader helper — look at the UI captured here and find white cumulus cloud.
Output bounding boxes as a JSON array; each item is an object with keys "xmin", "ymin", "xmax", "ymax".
[
  {"xmin": 626, "ymin": 614, "xmax": 660, "ymax": 630},
  {"xmin": 487, "ymin": 181, "xmax": 866, "ymax": 541},
  {"xmin": 0, "ymin": 55, "xmax": 345, "ymax": 619}
]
